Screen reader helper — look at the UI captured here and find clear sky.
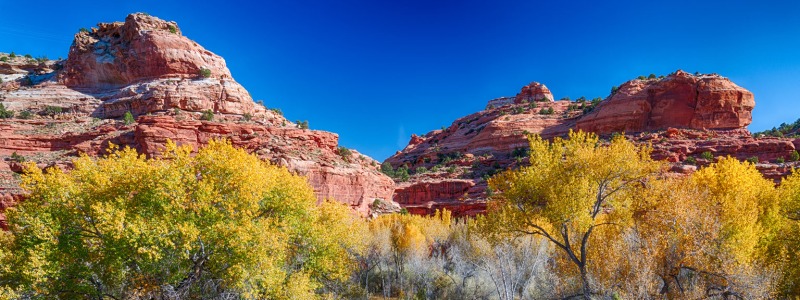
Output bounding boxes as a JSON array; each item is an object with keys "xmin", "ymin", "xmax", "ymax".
[{"xmin": 2, "ymin": 1, "xmax": 800, "ymax": 160}]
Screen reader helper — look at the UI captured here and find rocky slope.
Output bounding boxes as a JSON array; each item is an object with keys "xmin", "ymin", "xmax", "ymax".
[
  {"xmin": 386, "ymin": 71, "xmax": 798, "ymax": 216},
  {"xmin": 0, "ymin": 13, "xmax": 396, "ymax": 228}
]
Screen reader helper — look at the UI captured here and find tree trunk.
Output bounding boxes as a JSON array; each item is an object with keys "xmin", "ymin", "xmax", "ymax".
[{"xmin": 580, "ymin": 265, "xmax": 591, "ymax": 300}]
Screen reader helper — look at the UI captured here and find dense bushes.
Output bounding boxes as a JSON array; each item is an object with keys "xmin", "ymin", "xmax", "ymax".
[
  {"xmin": 0, "ymin": 140, "xmax": 361, "ymax": 299},
  {"xmin": 2, "ymin": 131, "xmax": 800, "ymax": 299}
]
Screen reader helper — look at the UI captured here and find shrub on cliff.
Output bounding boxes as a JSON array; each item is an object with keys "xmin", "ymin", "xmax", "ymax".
[
  {"xmin": 380, "ymin": 162, "xmax": 395, "ymax": 177},
  {"xmin": 791, "ymin": 150, "xmax": 800, "ymax": 162},
  {"xmin": 392, "ymin": 165, "xmax": 410, "ymax": 182},
  {"xmin": 337, "ymin": 146, "xmax": 352, "ymax": 162},
  {"xmin": 0, "ymin": 103, "xmax": 13, "ymax": 119},
  {"xmin": 201, "ymin": 109, "xmax": 214, "ymax": 121},
  {"xmin": 701, "ymin": 151, "xmax": 714, "ymax": 160},
  {"xmin": 17, "ymin": 110, "xmax": 33, "ymax": 119},
  {"xmin": 0, "ymin": 140, "xmax": 363, "ymax": 299},
  {"xmin": 296, "ymin": 120, "xmax": 309, "ymax": 129},
  {"xmin": 122, "ymin": 111, "xmax": 135, "ymax": 125},
  {"xmin": 199, "ymin": 67, "xmax": 212, "ymax": 78},
  {"xmin": 42, "ymin": 106, "xmax": 62, "ymax": 116}
]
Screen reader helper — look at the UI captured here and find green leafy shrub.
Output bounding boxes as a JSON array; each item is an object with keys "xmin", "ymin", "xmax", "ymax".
[
  {"xmin": 270, "ymin": 108, "xmax": 283, "ymax": 116},
  {"xmin": 123, "ymin": 111, "xmax": 135, "ymax": 125},
  {"xmin": 296, "ymin": 120, "xmax": 309, "ymax": 129},
  {"xmin": 0, "ymin": 56, "xmax": 7, "ymax": 62},
  {"xmin": 701, "ymin": 151, "xmax": 714, "ymax": 160},
  {"xmin": 415, "ymin": 166, "xmax": 427, "ymax": 174},
  {"xmin": 18, "ymin": 110, "xmax": 33, "ymax": 119},
  {"xmin": 0, "ymin": 103, "xmax": 12, "ymax": 119},
  {"xmin": 648, "ymin": 73, "xmax": 656, "ymax": 79},
  {"xmin": 201, "ymin": 109, "xmax": 214, "ymax": 121},
  {"xmin": 395, "ymin": 165, "xmax": 410, "ymax": 181},
  {"xmin": 9, "ymin": 52, "xmax": 16, "ymax": 58},
  {"xmin": 380, "ymin": 162, "xmax": 395, "ymax": 177},
  {"xmin": 42, "ymin": 106, "xmax": 63, "ymax": 116},
  {"xmin": 512, "ymin": 147, "xmax": 530, "ymax": 159},
  {"xmin": 446, "ymin": 165, "xmax": 457, "ymax": 174},
  {"xmin": 637, "ymin": 75, "xmax": 646, "ymax": 80},
  {"xmin": 337, "ymin": 146, "xmax": 352, "ymax": 162},
  {"xmin": 791, "ymin": 150, "xmax": 800, "ymax": 162},
  {"xmin": 684, "ymin": 156, "xmax": 697, "ymax": 165},
  {"xmin": 777, "ymin": 157, "xmax": 785, "ymax": 163},
  {"xmin": 746, "ymin": 156, "xmax": 759, "ymax": 164},
  {"xmin": 79, "ymin": 27, "xmax": 89, "ymax": 33},
  {"xmin": 10, "ymin": 151, "xmax": 25, "ymax": 162},
  {"xmin": 199, "ymin": 68, "xmax": 212, "ymax": 78},
  {"xmin": 167, "ymin": 25, "xmax": 177, "ymax": 34}
]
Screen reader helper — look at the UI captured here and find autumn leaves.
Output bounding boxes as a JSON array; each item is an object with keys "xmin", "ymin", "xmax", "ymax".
[{"xmin": 0, "ymin": 133, "xmax": 798, "ymax": 299}]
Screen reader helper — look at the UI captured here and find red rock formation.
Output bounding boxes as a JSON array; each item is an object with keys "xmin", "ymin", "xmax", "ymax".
[
  {"xmin": 514, "ymin": 82, "xmax": 554, "ymax": 103},
  {"xmin": 133, "ymin": 116, "xmax": 395, "ymax": 215},
  {"xmin": 576, "ymin": 70, "xmax": 754, "ymax": 134},
  {"xmin": 0, "ymin": 14, "xmax": 395, "ymax": 222},
  {"xmin": 386, "ymin": 71, "xmax": 790, "ymax": 217},
  {"xmin": 5, "ymin": 13, "xmax": 265, "ymax": 119}
]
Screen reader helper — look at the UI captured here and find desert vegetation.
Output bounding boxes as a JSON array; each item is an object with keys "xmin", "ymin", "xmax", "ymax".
[{"xmin": 1, "ymin": 132, "xmax": 799, "ymax": 299}]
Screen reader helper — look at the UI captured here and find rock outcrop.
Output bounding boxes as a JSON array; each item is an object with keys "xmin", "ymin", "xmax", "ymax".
[
  {"xmin": 0, "ymin": 14, "xmax": 395, "ymax": 227},
  {"xmin": 514, "ymin": 82, "xmax": 554, "ymax": 103},
  {"xmin": 2, "ymin": 13, "xmax": 267, "ymax": 120},
  {"xmin": 386, "ymin": 71, "xmax": 793, "ymax": 216},
  {"xmin": 576, "ymin": 70, "xmax": 754, "ymax": 134}
]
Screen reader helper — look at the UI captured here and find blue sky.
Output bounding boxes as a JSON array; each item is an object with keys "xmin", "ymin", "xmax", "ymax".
[{"xmin": 2, "ymin": 1, "xmax": 800, "ymax": 160}]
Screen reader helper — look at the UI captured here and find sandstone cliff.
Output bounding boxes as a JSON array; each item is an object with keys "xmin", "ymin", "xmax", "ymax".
[
  {"xmin": 0, "ymin": 14, "xmax": 396, "ymax": 228},
  {"xmin": 386, "ymin": 72, "xmax": 797, "ymax": 216}
]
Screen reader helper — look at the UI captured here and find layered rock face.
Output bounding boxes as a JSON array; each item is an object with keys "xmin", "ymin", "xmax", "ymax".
[
  {"xmin": 2, "ymin": 13, "xmax": 266, "ymax": 120},
  {"xmin": 576, "ymin": 70, "xmax": 754, "ymax": 133},
  {"xmin": 133, "ymin": 116, "xmax": 395, "ymax": 214},
  {"xmin": 0, "ymin": 14, "xmax": 396, "ymax": 228},
  {"xmin": 385, "ymin": 88, "xmax": 582, "ymax": 215},
  {"xmin": 386, "ymin": 72, "xmax": 794, "ymax": 216},
  {"xmin": 514, "ymin": 82, "xmax": 554, "ymax": 103}
]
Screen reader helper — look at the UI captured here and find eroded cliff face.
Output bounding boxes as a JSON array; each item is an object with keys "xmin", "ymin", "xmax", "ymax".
[
  {"xmin": 2, "ymin": 13, "xmax": 267, "ymax": 121},
  {"xmin": 576, "ymin": 70, "xmax": 754, "ymax": 133},
  {"xmin": 0, "ymin": 14, "xmax": 396, "ymax": 228},
  {"xmin": 386, "ymin": 72, "xmax": 795, "ymax": 216}
]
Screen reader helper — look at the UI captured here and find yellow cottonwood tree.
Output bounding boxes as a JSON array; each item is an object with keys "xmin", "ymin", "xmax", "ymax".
[
  {"xmin": 634, "ymin": 156, "xmax": 781, "ymax": 298},
  {"xmin": 775, "ymin": 169, "xmax": 800, "ymax": 296},
  {"xmin": 486, "ymin": 130, "xmax": 663, "ymax": 299},
  {"xmin": 0, "ymin": 139, "xmax": 361, "ymax": 299}
]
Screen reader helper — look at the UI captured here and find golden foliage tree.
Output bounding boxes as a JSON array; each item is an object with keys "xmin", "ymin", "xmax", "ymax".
[
  {"xmin": 0, "ymin": 140, "xmax": 361, "ymax": 299},
  {"xmin": 776, "ymin": 168, "xmax": 800, "ymax": 296},
  {"xmin": 486, "ymin": 130, "xmax": 663, "ymax": 298},
  {"xmin": 632, "ymin": 156, "xmax": 782, "ymax": 298}
]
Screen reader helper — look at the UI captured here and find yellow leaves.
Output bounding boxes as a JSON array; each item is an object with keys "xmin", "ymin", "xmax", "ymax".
[
  {"xmin": 0, "ymin": 138, "xmax": 363, "ymax": 298},
  {"xmin": 490, "ymin": 130, "xmax": 661, "ymax": 240},
  {"xmin": 392, "ymin": 221, "xmax": 426, "ymax": 257},
  {"xmin": 688, "ymin": 156, "xmax": 778, "ymax": 266}
]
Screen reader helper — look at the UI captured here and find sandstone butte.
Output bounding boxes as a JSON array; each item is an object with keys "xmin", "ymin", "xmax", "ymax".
[
  {"xmin": 0, "ymin": 13, "xmax": 398, "ymax": 228},
  {"xmin": 385, "ymin": 71, "xmax": 799, "ymax": 216}
]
